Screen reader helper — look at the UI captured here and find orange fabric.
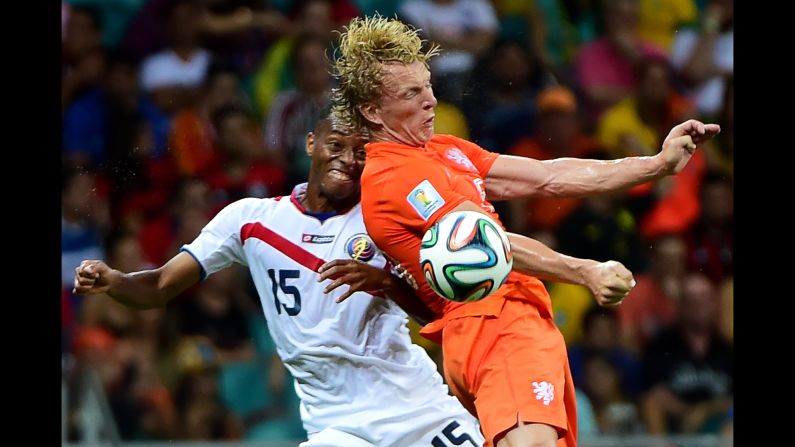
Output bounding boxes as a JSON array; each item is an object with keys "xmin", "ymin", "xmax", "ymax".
[
  {"xmin": 362, "ymin": 134, "xmax": 577, "ymax": 444},
  {"xmin": 169, "ymin": 110, "xmax": 220, "ymax": 177},
  {"xmin": 361, "ymin": 134, "xmax": 552, "ymax": 342},
  {"xmin": 442, "ymin": 298, "xmax": 577, "ymax": 446},
  {"xmin": 641, "ymin": 149, "xmax": 706, "ymax": 238}
]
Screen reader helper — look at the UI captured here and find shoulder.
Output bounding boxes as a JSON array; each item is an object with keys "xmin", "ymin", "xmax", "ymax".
[
  {"xmin": 218, "ymin": 197, "xmax": 280, "ymax": 220},
  {"xmin": 431, "ymin": 134, "xmax": 486, "ymax": 154},
  {"xmin": 431, "ymin": 133, "xmax": 465, "ymax": 146}
]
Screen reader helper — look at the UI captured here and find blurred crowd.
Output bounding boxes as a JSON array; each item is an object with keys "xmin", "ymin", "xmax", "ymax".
[{"xmin": 61, "ymin": 0, "xmax": 733, "ymax": 442}]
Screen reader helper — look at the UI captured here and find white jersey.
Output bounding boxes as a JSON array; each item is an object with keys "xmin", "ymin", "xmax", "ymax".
[{"xmin": 183, "ymin": 184, "xmax": 483, "ymax": 446}]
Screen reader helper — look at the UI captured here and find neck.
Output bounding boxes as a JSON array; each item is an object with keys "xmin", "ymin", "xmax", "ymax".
[
  {"xmin": 172, "ymin": 45, "xmax": 196, "ymax": 60},
  {"xmin": 301, "ymin": 180, "xmax": 358, "ymax": 214},
  {"xmin": 683, "ymin": 327, "xmax": 712, "ymax": 357},
  {"xmin": 368, "ymin": 126, "xmax": 427, "ymax": 148}
]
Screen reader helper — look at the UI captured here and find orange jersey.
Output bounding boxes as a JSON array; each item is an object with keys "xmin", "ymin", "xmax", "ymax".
[{"xmin": 361, "ymin": 134, "xmax": 552, "ymax": 342}]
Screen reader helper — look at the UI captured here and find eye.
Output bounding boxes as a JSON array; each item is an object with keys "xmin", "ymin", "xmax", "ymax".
[{"xmin": 404, "ymin": 87, "xmax": 422, "ymax": 99}]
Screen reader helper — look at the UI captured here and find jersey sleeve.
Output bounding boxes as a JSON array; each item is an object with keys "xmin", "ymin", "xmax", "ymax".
[
  {"xmin": 438, "ymin": 134, "xmax": 500, "ymax": 178},
  {"xmin": 374, "ymin": 158, "xmax": 474, "ymax": 235},
  {"xmin": 181, "ymin": 198, "xmax": 256, "ymax": 279}
]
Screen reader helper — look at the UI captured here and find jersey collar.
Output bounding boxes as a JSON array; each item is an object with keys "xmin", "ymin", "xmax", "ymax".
[{"xmin": 289, "ymin": 183, "xmax": 349, "ymax": 223}]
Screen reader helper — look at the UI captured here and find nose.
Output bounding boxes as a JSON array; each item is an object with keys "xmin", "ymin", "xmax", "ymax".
[
  {"xmin": 339, "ymin": 148, "xmax": 355, "ymax": 166},
  {"xmin": 423, "ymin": 85, "xmax": 437, "ymax": 110}
]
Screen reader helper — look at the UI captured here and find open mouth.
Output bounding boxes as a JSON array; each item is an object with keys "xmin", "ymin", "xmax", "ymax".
[
  {"xmin": 328, "ymin": 169, "xmax": 354, "ymax": 182},
  {"xmin": 424, "ymin": 116, "xmax": 435, "ymax": 125}
]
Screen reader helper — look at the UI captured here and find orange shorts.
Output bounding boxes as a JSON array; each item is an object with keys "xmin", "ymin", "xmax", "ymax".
[{"xmin": 441, "ymin": 297, "xmax": 577, "ymax": 447}]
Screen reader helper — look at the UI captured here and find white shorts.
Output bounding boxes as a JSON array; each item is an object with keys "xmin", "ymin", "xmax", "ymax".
[{"xmin": 301, "ymin": 408, "xmax": 484, "ymax": 447}]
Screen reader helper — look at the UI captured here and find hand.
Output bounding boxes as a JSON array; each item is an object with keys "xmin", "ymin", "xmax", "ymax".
[
  {"xmin": 582, "ymin": 260, "xmax": 636, "ymax": 307},
  {"xmin": 660, "ymin": 119, "xmax": 721, "ymax": 174},
  {"xmin": 318, "ymin": 259, "xmax": 389, "ymax": 303},
  {"xmin": 73, "ymin": 260, "xmax": 114, "ymax": 295}
]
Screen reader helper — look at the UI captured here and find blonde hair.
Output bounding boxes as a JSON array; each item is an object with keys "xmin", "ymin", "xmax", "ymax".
[{"xmin": 331, "ymin": 15, "xmax": 439, "ymax": 130}]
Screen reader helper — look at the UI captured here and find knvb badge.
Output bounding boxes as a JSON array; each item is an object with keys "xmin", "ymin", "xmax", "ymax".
[{"xmin": 407, "ymin": 180, "xmax": 445, "ymax": 221}]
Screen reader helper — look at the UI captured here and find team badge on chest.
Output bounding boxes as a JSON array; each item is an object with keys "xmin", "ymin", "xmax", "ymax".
[{"xmin": 345, "ymin": 234, "xmax": 376, "ymax": 262}]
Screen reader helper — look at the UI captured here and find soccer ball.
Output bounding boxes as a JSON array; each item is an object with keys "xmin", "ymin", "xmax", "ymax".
[{"xmin": 419, "ymin": 210, "xmax": 513, "ymax": 302}]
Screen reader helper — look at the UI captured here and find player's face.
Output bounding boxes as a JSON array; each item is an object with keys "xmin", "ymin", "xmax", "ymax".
[
  {"xmin": 307, "ymin": 124, "xmax": 368, "ymax": 201},
  {"xmin": 365, "ymin": 61, "xmax": 437, "ymax": 146}
]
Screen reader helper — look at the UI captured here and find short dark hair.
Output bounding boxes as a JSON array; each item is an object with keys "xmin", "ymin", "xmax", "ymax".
[
  {"xmin": 211, "ymin": 104, "xmax": 251, "ymax": 134},
  {"xmin": 582, "ymin": 305, "xmax": 618, "ymax": 334},
  {"xmin": 289, "ymin": 33, "xmax": 330, "ymax": 72},
  {"xmin": 69, "ymin": 5, "xmax": 103, "ymax": 31}
]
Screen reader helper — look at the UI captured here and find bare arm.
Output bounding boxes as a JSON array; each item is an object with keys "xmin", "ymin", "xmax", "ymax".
[
  {"xmin": 318, "ymin": 259, "xmax": 437, "ymax": 326},
  {"xmin": 507, "ymin": 232, "xmax": 636, "ymax": 307},
  {"xmin": 485, "ymin": 119, "xmax": 720, "ymax": 200},
  {"xmin": 73, "ymin": 251, "xmax": 202, "ymax": 309},
  {"xmin": 485, "ymin": 153, "xmax": 665, "ymax": 200},
  {"xmin": 452, "ymin": 201, "xmax": 635, "ymax": 307}
]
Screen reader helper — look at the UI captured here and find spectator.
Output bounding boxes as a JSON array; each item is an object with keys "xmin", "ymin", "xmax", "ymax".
[
  {"xmin": 140, "ymin": 0, "xmax": 212, "ymax": 116},
  {"xmin": 640, "ymin": 273, "xmax": 733, "ymax": 434},
  {"xmin": 400, "ymin": 0, "xmax": 499, "ymax": 105},
  {"xmin": 251, "ymin": 0, "xmax": 358, "ymax": 117},
  {"xmin": 684, "ymin": 171, "xmax": 733, "ymax": 284},
  {"xmin": 169, "ymin": 65, "xmax": 248, "ymax": 178},
  {"xmin": 263, "ymin": 34, "xmax": 332, "ymax": 186},
  {"xmin": 569, "ymin": 306, "xmax": 642, "ymax": 399},
  {"xmin": 637, "ymin": 0, "xmax": 698, "ymax": 52},
  {"xmin": 575, "ymin": 0, "xmax": 666, "ymax": 120},
  {"xmin": 464, "ymin": 39, "xmax": 553, "ymax": 154},
  {"xmin": 618, "ymin": 234, "xmax": 687, "ymax": 352},
  {"xmin": 208, "ymin": 105, "xmax": 287, "ymax": 206},
  {"xmin": 506, "ymin": 85, "xmax": 602, "ymax": 234},
  {"xmin": 671, "ymin": 0, "xmax": 733, "ymax": 118},
  {"xmin": 582, "ymin": 352, "xmax": 643, "ymax": 434}
]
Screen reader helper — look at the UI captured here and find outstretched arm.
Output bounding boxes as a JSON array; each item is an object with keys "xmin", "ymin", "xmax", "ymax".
[
  {"xmin": 453, "ymin": 201, "xmax": 635, "ymax": 307},
  {"xmin": 507, "ymin": 232, "xmax": 635, "ymax": 307},
  {"xmin": 318, "ymin": 259, "xmax": 437, "ymax": 325},
  {"xmin": 73, "ymin": 251, "xmax": 202, "ymax": 309},
  {"xmin": 485, "ymin": 120, "xmax": 720, "ymax": 200}
]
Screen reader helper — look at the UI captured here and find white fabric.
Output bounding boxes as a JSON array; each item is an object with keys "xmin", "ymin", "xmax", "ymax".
[
  {"xmin": 183, "ymin": 184, "xmax": 483, "ymax": 446},
  {"xmin": 671, "ymin": 29, "xmax": 733, "ymax": 116},
  {"xmin": 139, "ymin": 48, "xmax": 210, "ymax": 91},
  {"xmin": 400, "ymin": 0, "xmax": 498, "ymax": 74}
]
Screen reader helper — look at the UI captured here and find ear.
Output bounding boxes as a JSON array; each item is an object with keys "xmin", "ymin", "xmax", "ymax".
[
  {"xmin": 305, "ymin": 132, "xmax": 315, "ymax": 157},
  {"xmin": 358, "ymin": 103, "xmax": 383, "ymax": 126}
]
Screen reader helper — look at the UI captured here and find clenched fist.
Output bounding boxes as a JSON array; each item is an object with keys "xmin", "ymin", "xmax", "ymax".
[
  {"xmin": 581, "ymin": 260, "xmax": 636, "ymax": 307},
  {"xmin": 73, "ymin": 260, "xmax": 114, "ymax": 295}
]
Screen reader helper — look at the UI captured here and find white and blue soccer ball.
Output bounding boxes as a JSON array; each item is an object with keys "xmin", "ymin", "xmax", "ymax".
[{"xmin": 420, "ymin": 210, "xmax": 513, "ymax": 302}]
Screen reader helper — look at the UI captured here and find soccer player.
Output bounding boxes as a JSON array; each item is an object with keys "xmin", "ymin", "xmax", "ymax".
[
  {"xmin": 328, "ymin": 16, "xmax": 720, "ymax": 447},
  {"xmin": 73, "ymin": 110, "xmax": 485, "ymax": 447}
]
